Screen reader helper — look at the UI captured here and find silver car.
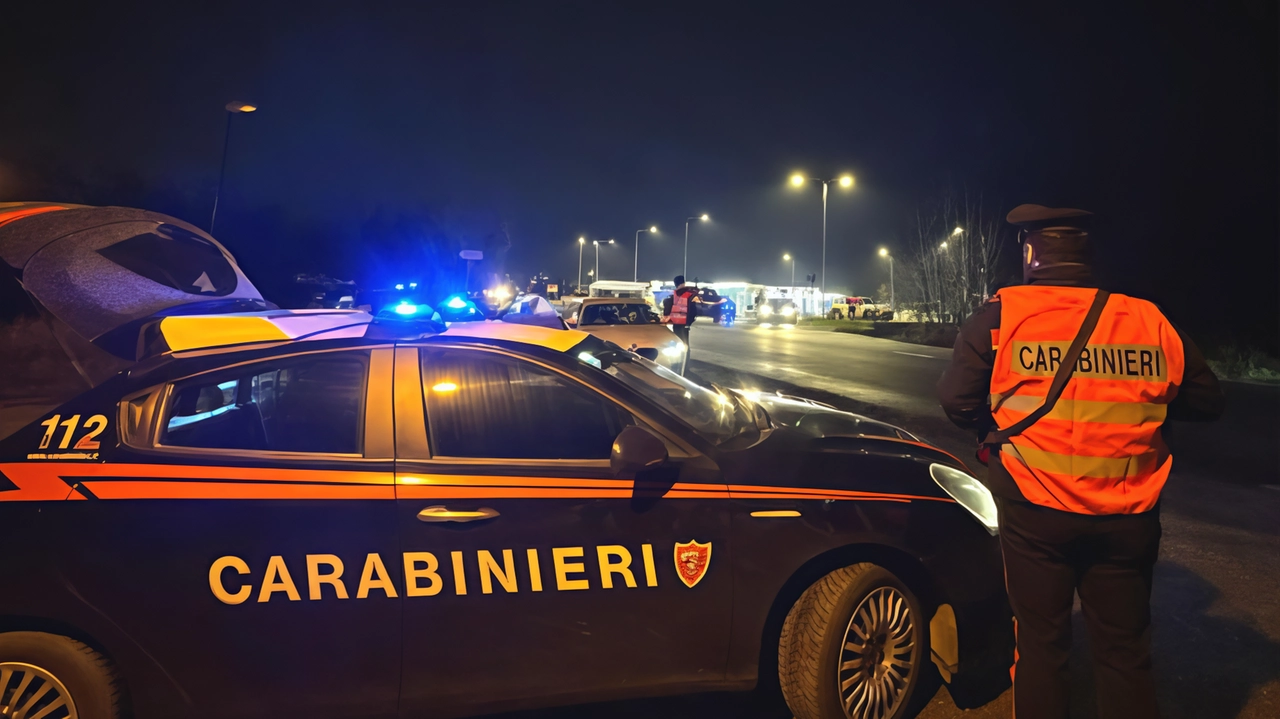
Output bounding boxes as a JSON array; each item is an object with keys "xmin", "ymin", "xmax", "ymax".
[{"xmin": 565, "ymin": 297, "xmax": 687, "ymax": 372}]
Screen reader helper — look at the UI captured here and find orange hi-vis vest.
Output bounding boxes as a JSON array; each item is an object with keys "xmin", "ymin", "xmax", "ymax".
[
  {"xmin": 989, "ymin": 286, "xmax": 1185, "ymax": 515},
  {"xmin": 670, "ymin": 290, "xmax": 691, "ymax": 325}
]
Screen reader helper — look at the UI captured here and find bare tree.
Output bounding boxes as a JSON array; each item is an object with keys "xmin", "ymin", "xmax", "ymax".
[{"xmin": 900, "ymin": 189, "xmax": 1009, "ymax": 324}]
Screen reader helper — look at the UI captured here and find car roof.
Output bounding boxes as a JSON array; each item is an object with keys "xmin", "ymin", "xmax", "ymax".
[{"xmin": 580, "ymin": 297, "xmax": 650, "ymax": 305}]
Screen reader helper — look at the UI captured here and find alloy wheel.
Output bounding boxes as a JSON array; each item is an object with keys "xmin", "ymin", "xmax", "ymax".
[
  {"xmin": 0, "ymin": 662, "xmax": 77, "ymax": 719},
  {"xmin": 836, "ymin": 586, "xmax": 916, "ymax": 719}
]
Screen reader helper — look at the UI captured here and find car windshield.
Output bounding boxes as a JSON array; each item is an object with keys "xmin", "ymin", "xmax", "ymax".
[
  {"xmin": 580, "ymin": 303, "xmax": 659, "ymax": 325},
  {"xmin": 605, "ymin": 356, "xmax": 754, "ymax": 442}
]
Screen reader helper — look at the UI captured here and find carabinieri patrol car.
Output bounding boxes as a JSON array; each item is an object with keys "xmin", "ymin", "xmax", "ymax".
[{"xmin": 0, "ymin": 204, "xmax": 1010, "ymax": 719}]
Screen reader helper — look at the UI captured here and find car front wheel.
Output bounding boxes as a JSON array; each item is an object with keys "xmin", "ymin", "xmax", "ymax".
[
  {"xmin": 778, "ymin": 563, "xmax": 932, "ymax": 719},
  {"xmin": 0, "ymin": 632, "xmax": 122, "ymax": 719}
]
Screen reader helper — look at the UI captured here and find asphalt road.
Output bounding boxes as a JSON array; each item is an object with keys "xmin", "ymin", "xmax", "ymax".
[{"xmin": 508, "ymin": 322, "xmax": 1279, "ymax": 719}]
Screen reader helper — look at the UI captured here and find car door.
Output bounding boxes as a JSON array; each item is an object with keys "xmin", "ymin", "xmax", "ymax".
[
  {"xmin": 393, "ymin": 345, "xmax": 732, "ymax": 716},
  {"xmin": 50, "ymin": 347, "xmax": 402, "ymax": 718}
]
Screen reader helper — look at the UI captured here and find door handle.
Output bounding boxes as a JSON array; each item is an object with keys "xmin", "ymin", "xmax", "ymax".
[{"xmin": 416, "ymin": 505, "xmax": 500, "ymax": 523}]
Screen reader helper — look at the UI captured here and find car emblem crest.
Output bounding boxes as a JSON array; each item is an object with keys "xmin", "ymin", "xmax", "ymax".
[{"xmin": 673, "ymin": 540, "xmax": 712, "ymax": 588}]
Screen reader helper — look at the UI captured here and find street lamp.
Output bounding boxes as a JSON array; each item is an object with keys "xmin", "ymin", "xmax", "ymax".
[
  {"xmin": 788, "ymin": 172, "xmax": 855, "ymax": 312},
  {"xmin": 593, "ymin": 239, "xmax": 614, "ymax": 282},
  {"xmin": 577, "ymin": 237, "xmax": 586, "ymax": 290},
  {"xmin": 783, "ymin": 253, "xmax": 795, "ymax": 289},
  {"xmin": 634, "ymin": 226, "xmax": 657, "ymax": 282},
  {"xmin": 879, "ymin": 247, "xmax": 895, "ymax": 309},
  {"xmin": 683, "ymin": 214, "xmax": 709, "ymax": 278},
  {"xmin": 939, "ymin": 241, "xmax": 949, "ymax": 250},
  {"xmin": 209, "ymin": 101, "xmax": 258, "ymax": 234}
]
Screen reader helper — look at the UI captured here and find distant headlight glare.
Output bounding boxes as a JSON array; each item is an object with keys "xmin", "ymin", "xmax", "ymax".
[
  {"xmin": 781, "ymin": 306, "xmax": 796, "ymax": 316},
  {"xmin": 929, "ymin": 463, "xmax": 999, "ymax": 535},
  {"xmin": 758, "ymin": 304, "xmax": 773, "ymax": 316}
]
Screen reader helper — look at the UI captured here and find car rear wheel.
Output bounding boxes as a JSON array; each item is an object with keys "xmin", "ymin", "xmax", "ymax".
[
  {"xmin": 778, "ymin": 563, "xmax": 932, "ymax": 719},
  {"xmin": 0, "ymin": 632, "xmax": 122, "ymax": 719}
]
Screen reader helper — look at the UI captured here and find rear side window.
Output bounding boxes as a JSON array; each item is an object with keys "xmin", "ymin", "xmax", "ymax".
[
  {"xmin": 420, "ymin": 349, "xmax": 630, "ymax": 460},
  {"xmin": 160, "ymin": 353, "xmax": 367, "ymax": 454}
]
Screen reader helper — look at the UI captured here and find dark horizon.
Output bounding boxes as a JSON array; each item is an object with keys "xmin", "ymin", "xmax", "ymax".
[{"xmin": 2, "ymin": 1, "xmax": 1275, "ymax": 350}]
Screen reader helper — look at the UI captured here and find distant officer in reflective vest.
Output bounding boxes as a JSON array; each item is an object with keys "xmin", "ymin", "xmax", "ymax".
[
  {"xmin": 938, "ymin": 205, "xmax": 1224, "ymax": 719},
  {"xmin": 663, "ymin": 275, "xmax": 698, "ymax": 345}
]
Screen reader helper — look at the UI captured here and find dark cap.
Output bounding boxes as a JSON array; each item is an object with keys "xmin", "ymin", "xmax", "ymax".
[
  {"xmin": 674, "ymin": 275, "xmax": 685, "ymax": 285},
  {"xmin": 1006, "ymin": 204, "xmax": 1093, "ymax": 232}
]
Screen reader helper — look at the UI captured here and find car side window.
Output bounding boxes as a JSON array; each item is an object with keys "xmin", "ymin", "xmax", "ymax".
[
  {"xmin": 160, "ymin": 352, "xmax": 367, "ymax": 454},
  {"xmin": 420, "ymin": 349, "xmax": 630, "ymax": 460}
]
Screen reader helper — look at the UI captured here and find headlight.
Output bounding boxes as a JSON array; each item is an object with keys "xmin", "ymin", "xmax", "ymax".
[
  {"xmin": 661, "ymin": 344, "xmax": 685, "ymax": 358},
  {"xmin": 781, "ymin": 306, "xmax": 796, "ymax": 316},
  {"xmin": 758, "ymin": 304, "xmax": 773, "ymax": 316},
  {"xmin": 929, "ymin": 464, "xmax": 999, "ymax": 535}
]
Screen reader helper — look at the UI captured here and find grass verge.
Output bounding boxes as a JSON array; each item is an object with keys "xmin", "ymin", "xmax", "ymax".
[{"xmin": 797, "ymin": 318, "xmax": 958, "ymax": 348}]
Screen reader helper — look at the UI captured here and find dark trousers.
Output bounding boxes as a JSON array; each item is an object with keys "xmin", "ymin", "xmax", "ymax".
[
  {"xmin": 998, "ymin": 499, "xmax": 1162, "ymax": 719},
  {"xmin": 671, "ymin": 323, "xmax": 690, "ymax": 347},
  {"xmin": 671, "ymin": 324, "xmax": 690, "ymax": 373}
]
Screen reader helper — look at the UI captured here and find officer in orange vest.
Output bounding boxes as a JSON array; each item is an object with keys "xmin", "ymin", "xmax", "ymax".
[
  {"xmin": 663, "ymin": 275, "xmax": 706, "ymax": 345},
  {"xmin": 938, "ymin": 205, "xmax": 1224, "ymax": 719}
]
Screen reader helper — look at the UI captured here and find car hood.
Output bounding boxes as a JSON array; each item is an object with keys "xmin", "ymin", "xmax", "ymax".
[
  {"xmin": 577, "ymin": 323, "xmax": 677, "ymax": 349},
  {"xmin": 741, "ymin": 390, "xmax": 917, "ymax": 442}
]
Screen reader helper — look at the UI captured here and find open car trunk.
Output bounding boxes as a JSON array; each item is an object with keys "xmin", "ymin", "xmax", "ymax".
[{"xmin": 0, "ymin": 203, "xmax": 268, "ymax": 399}]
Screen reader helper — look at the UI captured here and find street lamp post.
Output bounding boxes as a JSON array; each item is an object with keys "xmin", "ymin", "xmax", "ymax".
[
  {"xmin": 878, "ymin": 247, "xmax": 894, "ymax": 309},
  {"xmin": 683, "ymin": 214, "xmax": 708, "ymax": 278},
  {"xmin": 783, "ymin": 253, "xmax": 795, "ymax": 290},
  {"xmin": 593, "ymin": 239, "xmax": 614, "ymax": 283},
  {"xmin": 210, "ymin": 101, "xmax": 257, "ymax": 234},
  {"xmin": 789, "ymin": 173, "xmax": 853, "ymax": 313},
  {"xmin": 577, "ymin": 237, "xmax": 586, "ymax": 290},
  {"xmin": 634, "ymin": 226, "xmax": 657, "ymax": 282}
]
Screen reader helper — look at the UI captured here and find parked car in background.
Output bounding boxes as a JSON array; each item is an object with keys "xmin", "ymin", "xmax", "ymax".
[{"xmin": 830, "ymin": 296, "xmax": 893, "ymax": 320}]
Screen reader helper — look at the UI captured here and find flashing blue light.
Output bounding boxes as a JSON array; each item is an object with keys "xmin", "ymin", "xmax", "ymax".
[
  {"xmin": 409, "ymin": 282, "xmax": 418, "ymax": 289},
  {"xmin": 395, "ymin": 283, "xmax": 405, "ymax": 291},
  {"xmin": 446, "ymin": 295, "xmax": 468, "ymax": 310},
  {"xmin": 394, "ymin": 302, "xmax": 419, "ymax": 316}
]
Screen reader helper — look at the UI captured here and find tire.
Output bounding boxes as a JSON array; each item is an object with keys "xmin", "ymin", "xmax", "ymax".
[
  {"xmin": 778, "ymin": 564, "xmax": 933, "ymax": 719},
  {"xmin": 0, "ymin": 632, "xmax": 122, "ymax": 719}
]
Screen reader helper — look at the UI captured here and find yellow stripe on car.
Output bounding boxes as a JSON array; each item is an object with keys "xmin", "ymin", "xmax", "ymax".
[
  {"xmin": 441, "ymin": 321, "xmax": 588, "ymax": 353},
  {"xmin": 160, "ymin": 315, "xmax": 291, "ymax": 351}
]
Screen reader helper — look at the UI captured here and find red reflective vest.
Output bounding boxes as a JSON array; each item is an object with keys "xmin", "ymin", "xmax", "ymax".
[
  {"xmin": 670, "ymin": 290, "xmax": 692, "ymax": 325},
  {"xmin": 990, "ymin": 286, "xmax": 1185, "ymax": 515}
]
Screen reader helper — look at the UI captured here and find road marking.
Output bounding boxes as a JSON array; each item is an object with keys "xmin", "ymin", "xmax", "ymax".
[
  {"xmin": 1262, "ymin": 485, "xmax": 1280, "ymax": 492},
  {"xmin": 893, "ymin": 351, "xmax": 943, "ymax": 359}
]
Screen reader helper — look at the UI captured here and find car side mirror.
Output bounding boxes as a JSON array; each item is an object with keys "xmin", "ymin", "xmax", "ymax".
[{"xmin": 610, "ymin": 425, "xmax": 668, "ymax": 477}]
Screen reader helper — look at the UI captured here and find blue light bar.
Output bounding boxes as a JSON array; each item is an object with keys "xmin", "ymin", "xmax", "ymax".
[{"xmin": 394, "ymin": 302, "xmax": 419, "ymax": 315}]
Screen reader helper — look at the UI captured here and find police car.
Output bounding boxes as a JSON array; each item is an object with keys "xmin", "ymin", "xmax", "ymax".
[{"xmin": 0, "ymin": 205, "xmax": 1011, "ymax": 719}]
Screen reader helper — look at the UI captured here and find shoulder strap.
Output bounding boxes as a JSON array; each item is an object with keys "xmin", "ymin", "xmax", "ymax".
[{"xmin": 983, "ymin": 289, "xmax": 1111, "ymax": 445}]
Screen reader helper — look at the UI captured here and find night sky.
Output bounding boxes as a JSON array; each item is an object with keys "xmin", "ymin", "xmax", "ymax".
[{"xmin": 1, "ymin": 1, "xmax": 1275, "ymax": 349}]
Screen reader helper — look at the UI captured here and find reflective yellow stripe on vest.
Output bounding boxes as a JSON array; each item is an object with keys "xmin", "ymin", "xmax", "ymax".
[
  {"xmin": 997, "ymin": 395, "xmax": 1168, "ymax": 425},
  {"xmin": 1003, "ymin": 444, "xmax": 1166, "ymax": 480}
]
